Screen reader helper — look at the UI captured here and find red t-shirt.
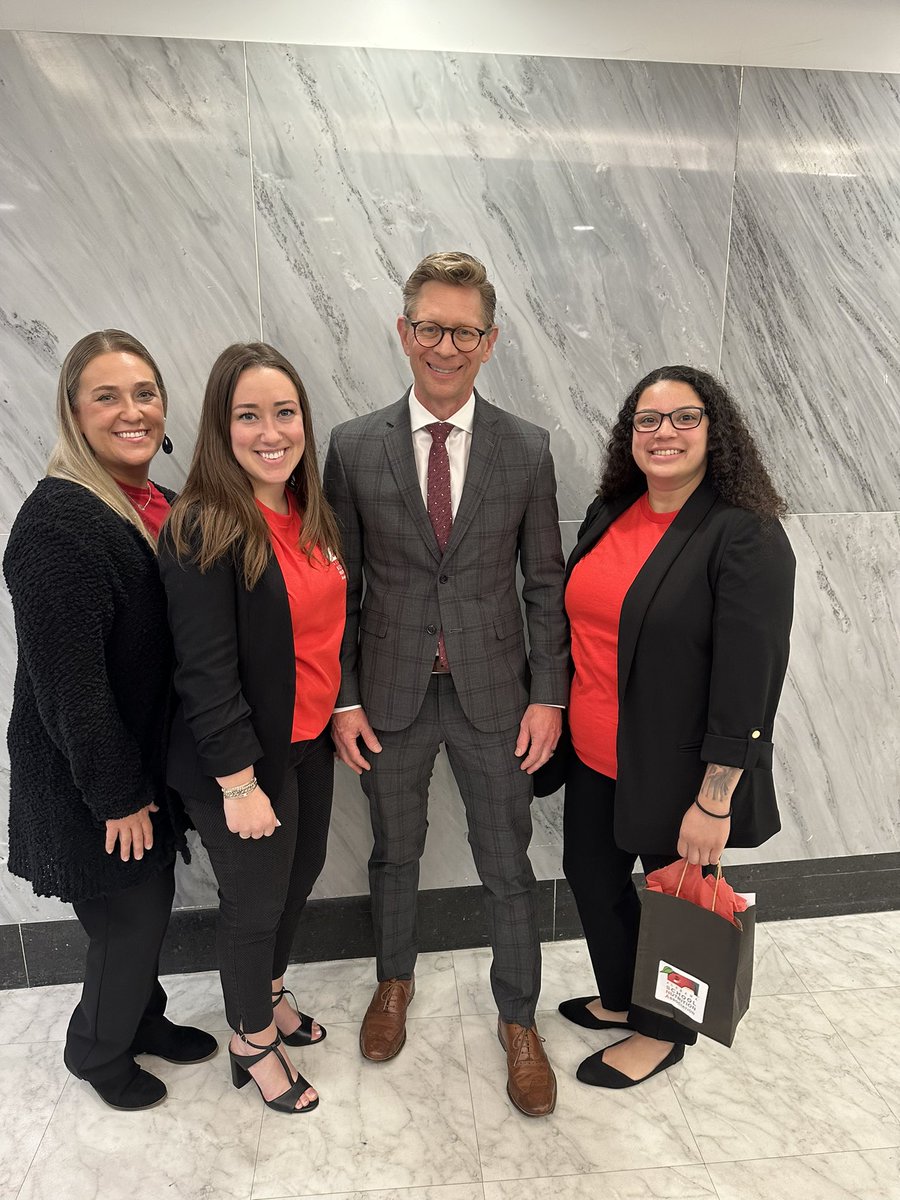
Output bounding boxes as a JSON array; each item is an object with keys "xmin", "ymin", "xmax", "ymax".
[
  {"xmin": 257, "ymin": 497, "xmax": 347, "ymax": 742},
  {"xmin": 565, "ymin": 494, "xmax": 679, "ymax": 778},
  {"xmin": 117, "ymin": 480, "xmax": 170, "ymax": 540}
]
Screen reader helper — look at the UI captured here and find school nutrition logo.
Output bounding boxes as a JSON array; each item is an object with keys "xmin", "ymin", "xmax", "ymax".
[{"xmin": 655, "ymin": 961, "xmax": 709, "ymax": 1022}]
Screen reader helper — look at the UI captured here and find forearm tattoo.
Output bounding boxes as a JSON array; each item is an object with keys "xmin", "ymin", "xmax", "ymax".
[{"xmin": 700, "ymin": 762, "xmax": 741, "ymax": 806}]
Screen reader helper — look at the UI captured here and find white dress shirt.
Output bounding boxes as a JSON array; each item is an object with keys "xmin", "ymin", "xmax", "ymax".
[{"xmin": 409, "ymin": 388, "xmax": 475, "ymax": 516}]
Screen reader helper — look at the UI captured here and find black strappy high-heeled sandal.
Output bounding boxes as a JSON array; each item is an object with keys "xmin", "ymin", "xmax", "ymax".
[
  {"xmin": 272, "ymin": 986, "xmax": 327, "ymax": 1047},
  {"xmin": 228, "ymin": 1031, "xmax": 319, "ymax": 1114}
]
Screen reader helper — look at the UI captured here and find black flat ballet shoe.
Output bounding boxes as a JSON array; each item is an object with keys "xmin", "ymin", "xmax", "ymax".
[
  {"xmin": 272, "ymin": 986, "xmax": 326, "ymax": 1047},
  {"xmin": 576, "ymin": 1038, "xmax": 685, "ymax": 1088},
  {"xmin": 558, "ymin": 996, "xmax": 632, "ymax": 1031},
  {"xmin": 65, "ymin": 1052, "xmax": 167, "ymax": 1111},
  {"xmin": 229, "ymin": 1032, "xmax": 319, "ymax": 1114},
  {"xmin": 131, "ymin": 1017, "xmax": 218, "ymax": 1064}
]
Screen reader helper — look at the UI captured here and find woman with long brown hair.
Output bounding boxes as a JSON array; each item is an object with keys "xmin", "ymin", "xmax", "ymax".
[
  {"xmin": 160, "ymin": 342, "xmax": 345, "ymax": 1114},
  {"xmin": 558, "ymin": 364, "xmax": 795, "ymax": 1087},
  {"xmin": 4, "ymin": 330, "xmax": 216, "ymax": 1111}
]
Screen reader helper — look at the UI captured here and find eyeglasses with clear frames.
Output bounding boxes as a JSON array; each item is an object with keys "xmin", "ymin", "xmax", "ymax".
[
  {"xmin": 632, "ymin": 406, "xmax": 706, "ymax": 433},
  {"xmin": 407, "ymin": 320, "xmax": 491, "ymax": 353}
]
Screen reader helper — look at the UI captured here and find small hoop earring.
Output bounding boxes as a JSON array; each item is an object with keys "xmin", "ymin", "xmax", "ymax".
[{"xmin": 162, "ymin": 434, "xmax": 174, "ymax": 455}]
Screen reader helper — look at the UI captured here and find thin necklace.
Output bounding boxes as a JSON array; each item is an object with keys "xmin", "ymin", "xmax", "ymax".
[{"xmin": 134, "ymin": 482, "xmax": 153, "ymax": 511}]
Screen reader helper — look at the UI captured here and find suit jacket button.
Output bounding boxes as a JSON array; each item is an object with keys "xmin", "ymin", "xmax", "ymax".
[
  {"xmin": 750, "ymin": 729, "xmax": 761, "ymax": 739},
  {"xmin": 426, "ymin": 623, "xmax": 437, "ymax": 635},
  {"xmin": 439, "ymin": 574, "xmax": 449, "ymax": 584}
]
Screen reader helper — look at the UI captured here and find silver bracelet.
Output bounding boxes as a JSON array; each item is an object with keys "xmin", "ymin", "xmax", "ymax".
[{"xmin": 221, "ymin": 776, "xmax": 258, "ymax": 800}]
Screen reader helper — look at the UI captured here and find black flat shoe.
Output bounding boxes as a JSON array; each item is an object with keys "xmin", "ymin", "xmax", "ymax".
[
  {"xmin": 576, "ymin": 1037, "xmax": 685, "ymax": 1088},
  {"xmin": 272, "ymin": 986, "xmax": 326, "ymax": 1047},
  {"xmin": 229, "ymin": 1032, "xmax": 319, "ymax": 1114},
  {"xmin": 65, "ymin": 1053, "xmax": 167, "ymax": 1111},
  {"xmin": 131, "ymin": 1017, "xmax": 218, "ymax": 1064},
  {"xmin": 558, "ymin": 996, "xmax": 632, "ymax": 1031}
]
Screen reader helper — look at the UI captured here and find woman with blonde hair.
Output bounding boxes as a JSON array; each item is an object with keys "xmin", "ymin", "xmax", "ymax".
[
  {"xmin": 161, "ymin": 342, "xmax": 345, "ymax": 1114},
  {"xmin": 4, "ymin": 330, "xmax": 216, "ymax": 1111}
]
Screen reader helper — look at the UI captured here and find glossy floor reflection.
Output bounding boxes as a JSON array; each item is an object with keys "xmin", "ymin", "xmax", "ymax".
[{"xmin": 0, "ymin": 912, "xmax": 898, "ymax": 1200}]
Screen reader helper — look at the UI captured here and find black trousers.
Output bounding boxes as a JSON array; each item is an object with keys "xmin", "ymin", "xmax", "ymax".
[
  {"xmin": 66, "ymin": 862, "xmax": 176, "ymax": 1085},
  {"xmin": 562, "ymin": 752, "xmax": 697, "ymax": 1046},
  {"xmin": 185, "ymin": 732, "xmax": 333, "ymax": 1033}
]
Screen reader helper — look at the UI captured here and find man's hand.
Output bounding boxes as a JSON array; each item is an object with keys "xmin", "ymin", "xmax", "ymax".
[
  {"xmin": 514, "ymin": 704, "xmax": 562, "ymax": 773},
  {"xmin": 332, "ymin": 708, "xmax": 383, "ymax": 774},
  {"xmin": 105, "ymin": 803, "xmax": 158, "ymax": 861}
]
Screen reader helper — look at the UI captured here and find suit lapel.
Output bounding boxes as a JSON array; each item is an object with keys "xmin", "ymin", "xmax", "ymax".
[
  {"xmin": 382, "ymin": 391, "xmax": 442, "ymax": 563},
  {"xmin": 616, "ymin": 477, "xmax": 719, "ymax": 702},
  {"xmin": 442, "ymin": 393, "xmax": 501, "ymax": 562}
]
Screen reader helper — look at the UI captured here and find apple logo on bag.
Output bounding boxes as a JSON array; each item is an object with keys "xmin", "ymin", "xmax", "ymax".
[{"xmin": 655, "ymin": 961, "xmax": 709, "ymax": 1021}]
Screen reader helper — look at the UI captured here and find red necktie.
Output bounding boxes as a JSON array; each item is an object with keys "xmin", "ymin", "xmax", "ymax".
[{"xmin": 426, "ymin": 422, "xmax": 453, "ymax": 668}]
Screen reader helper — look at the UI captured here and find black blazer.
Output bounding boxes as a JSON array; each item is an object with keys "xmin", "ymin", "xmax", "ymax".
[
  {"xmin": 567, "ymin": 478, "xmax": 795, "ymax": 854},
  {"xmin": 158, "ymin": 529, "xmax": 296, "ymax": 806}
]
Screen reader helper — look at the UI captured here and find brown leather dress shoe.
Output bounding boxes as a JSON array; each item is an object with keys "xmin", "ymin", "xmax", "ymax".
[
  {"xmin": 359, "ymin": 977, "xmax": 415, "ymax": 1061},
  {"xmin": 498, "ymin": 1018, "xmax": 557, "ymax": 1117}
]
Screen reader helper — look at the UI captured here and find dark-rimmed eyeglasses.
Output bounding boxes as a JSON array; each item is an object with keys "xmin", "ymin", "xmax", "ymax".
[
  {"xmin": 632, "ymin": 406, "xmax": 706, "ymax": 433},
  {"xmin": 407, "ymin": 320, "xmax": 491, "ymax": 353}
]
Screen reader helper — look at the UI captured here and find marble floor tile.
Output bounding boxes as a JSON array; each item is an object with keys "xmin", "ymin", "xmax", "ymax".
[
  {"xmin": 159, "ymin": 968, "xmax": 229, "ymax": 1033},
  {"xmin": 670, "ymin": 993, "xmax": 900, "ymax": 1163},
  {"xmin": 251, "ymin": 1017, "xmax": 480, "ymax": 1198},
  {"xmin": 708, "ymin": 1147, "xmax": 900, "ymax": 1200},
  {"xmin": 813, "ymin": 987, "xmax": 900, "ymax": 1119},
  {"xmin": 283, "ymin": 950, "xmax": 459, "ymax": 1025},
  {"xmin": 454, "ymin": 929, "xmax": 806, "ymax": 1022},
  {"xmin": 454, "ymin": 939, "xmax": 596, "ymax": 1018},
  {"xmin": 282, "ymin": 1189, "xmax": 485, "ymax": 1200},
  {"xmin": 752, "ymin": 924, "xmax": 808, "ymax": 997},
  {"xmin": 0, "ymin": 1041, "xmax": 69, "ymax": 1194},
  {"xmin": 483, "ymin": 1166, "xmax": 717, "ymax": 1199},
  {"xmin": 462, "ymin": 1011, "xmax": 699, "ymax": 1181},
  {"xmin": 18, "ymin": 1047, "xmax": 262, "ymax": 1200},
  {"xmin": 767, "ymin": 912, "xmax": 900, "ymax": 991},
  {"xmin": 0, "ymin": 980, "xmax": 80, "ymax": 1043}
]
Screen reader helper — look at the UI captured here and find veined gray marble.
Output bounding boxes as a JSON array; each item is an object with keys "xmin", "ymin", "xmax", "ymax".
[
  {"xmin": 734, "ymin": 512, "xmax": 900, "ymax": 864},
  {"xmin": 0, "ymin": 30, "xmax": 261, "ymax": 923},
  {"xmin": 721, "ymin": 66, "xmax": 900, "ymax": 513},
  {"xmin": 1, "ymin": 35, "xmax": 898, "ymax": 929},
  {"xmin": 247, "ymin": 44, "xmax": 740, "ymax": 521}
]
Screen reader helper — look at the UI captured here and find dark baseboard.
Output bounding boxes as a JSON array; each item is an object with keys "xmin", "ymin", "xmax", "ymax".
[{"xmin": 2, "ymin": 852, "xmax": 898, "ymax": 989}]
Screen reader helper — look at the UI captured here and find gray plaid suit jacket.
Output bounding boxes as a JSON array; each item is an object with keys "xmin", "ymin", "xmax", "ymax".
[{"xmin": 323, "ymin": 389, "xmax": 569, "ymax": 734}]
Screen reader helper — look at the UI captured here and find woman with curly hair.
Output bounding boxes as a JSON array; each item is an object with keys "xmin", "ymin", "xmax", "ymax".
[{"xmin": 557, "ymin": 364, "xmax": 795, "ymax": 1087}]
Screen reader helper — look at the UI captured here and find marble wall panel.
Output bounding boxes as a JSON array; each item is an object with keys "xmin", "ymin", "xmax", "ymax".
[
  {"xmin": 729, "ymin": 510, "xmax": 900, "ymax": 865},
  {"xmin": 182, "ymin": 506, "xmax": 900, "ymax": 901},
  {"xmin": 247, "ymin": 44, "xmax": 741, "ymax": 521},
  {"xmin": 1, "ymin": 36, "xmax": 898, "ymax": 926},
  {"xmin": 721, "ymin": 66, "xmax": 900, "ymax": 514},
  {"xmin": 0, "ymin": 30, "xmax": 262, "ymax": 922}
]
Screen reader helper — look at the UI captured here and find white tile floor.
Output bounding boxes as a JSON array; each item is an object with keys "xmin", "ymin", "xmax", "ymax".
[{"xmin": 1, "ymin": 911, "xmax": 899, "ymax": 1200}]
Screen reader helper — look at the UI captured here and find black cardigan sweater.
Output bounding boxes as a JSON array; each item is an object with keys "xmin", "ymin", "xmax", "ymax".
[{"xmin": 3, "ymin": 477, "xmax": 184, "ymax": 902}]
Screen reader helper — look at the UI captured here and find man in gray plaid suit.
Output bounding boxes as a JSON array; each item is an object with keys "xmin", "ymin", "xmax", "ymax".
[{"xmin": 324, "ymin": 251, "xmax": 568, "ymax": 1117}]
